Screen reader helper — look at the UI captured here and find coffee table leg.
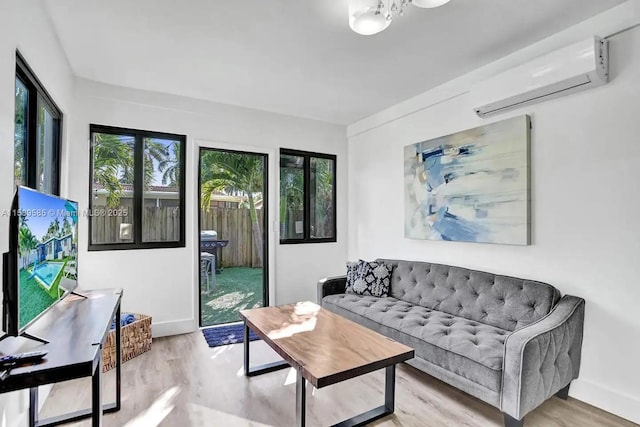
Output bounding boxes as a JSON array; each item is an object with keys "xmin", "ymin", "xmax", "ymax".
[
  {"xmin": 243, "ymin": 320, "xmax": 289, "ymax": 377},
  {"xmin": 332, "ymin": 364, "xmax": 396, "ymax": 427},
  {"xmin": 296, "ymin": 369, "xmax": 306, "ymax": 427},
  {"xmin": 244, "ymin": 321, "xmax": 250, "ymax": 376},
  {"xmin": 385, "ymin": 364, "xmax": 395, "ymax": 413}
]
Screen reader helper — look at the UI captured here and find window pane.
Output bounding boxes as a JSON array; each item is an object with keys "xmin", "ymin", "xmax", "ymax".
[
  {"xmin": 14, "ymin": 78, "xmax": 28, "ymax": 186},
  {"xmin": 36, "ymin": 98, "xmax": 58, "ymax": 194},
  {"xmin": 142, "ymin": 137, "xmax": 182, "ymax": 243},
  {"xmin": 280, "ymin": 154, "xmax": 304, "ymax": 240},
  {"xmin": 310, "ymin": 157, "xmax": 335, "ymax": 239},
  {"xmin": 90, "ymin": 132, "xmax": 135, "ymax": 244}
]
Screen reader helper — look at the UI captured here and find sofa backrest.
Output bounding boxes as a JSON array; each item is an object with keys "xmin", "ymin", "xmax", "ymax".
[{"xmin": 378, "ymin": 259, "xmax": 561, "ymax": 331}]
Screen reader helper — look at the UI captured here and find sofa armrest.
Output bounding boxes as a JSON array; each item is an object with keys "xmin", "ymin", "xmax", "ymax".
[
  {"xmin": 501, "ymin": 295, "xmax": 585, "ymax": 420},
  {"xmin": 317, "ymin": 276, "xmax": 347, "ymax": 304}
]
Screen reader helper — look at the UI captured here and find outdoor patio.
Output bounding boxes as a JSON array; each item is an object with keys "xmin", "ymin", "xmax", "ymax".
[{"xmin": 200, "ymin": 267, "xmax": 264, "ymax": 326}]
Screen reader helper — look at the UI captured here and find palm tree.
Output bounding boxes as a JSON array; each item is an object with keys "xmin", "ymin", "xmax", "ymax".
[
  {"xmin": 18, "ymin": 212, "xmax": 28, "ymax": 229},
  {"xmin": 200, "ymin": 151, "xmax": 264, "ymax": 265},
  {"xmin": 14, "ymin": 83, "xmax": 27, "ymax": 184},
  {"xmin": 61, "ymin": 217, "xmax": 72, "ymax": 236},
  {"xmin": 311, "ymin": 158, "xmax": 334, "ymax": 237},
  {"xmin": 158, "ymin": 141, "xmax": 181, "ymax": 187},
  {"xmin": 19, "ymin": 226, "xmax": 38, "ymax": 269},
  {"xmin": 93, "ymin": 133, "xmax": 183, "ymax": 212},
  {"xmin": 279, "ymin": 166, "xmax": 304, "ymax": 237},
  {"xmin": 143, "ymin": 138, "xmax": 171, "ymax": 189},
  {"xmin": 92, "ymin": 133, "xmax": 133, "ymax": 207},
  {"xmin": 42, "ymin": 217, "xmax": 62, "ymax": 242}
]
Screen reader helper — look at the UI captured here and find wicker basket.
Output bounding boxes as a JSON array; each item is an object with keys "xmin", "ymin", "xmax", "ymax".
[{"xmin": 102, "ymin": 313, "xmax": 152, "ymax": 372}]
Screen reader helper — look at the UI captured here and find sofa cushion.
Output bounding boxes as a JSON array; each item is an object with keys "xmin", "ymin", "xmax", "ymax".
[
  {"xmin": 323, "ymin": 293, "xmax": 509, "ymax": 391},
  {"xmin": 378, "ymin": 260, "xmax": 561, "ymax": 331}
]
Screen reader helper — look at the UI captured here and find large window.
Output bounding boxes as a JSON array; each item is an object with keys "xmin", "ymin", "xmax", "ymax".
[
  {"xmin": 14, "ymin": 52, "xmax": 62, "ymax": 195},
  {"xmin": 280, "ymin": 149, "xmax": 336, "ymax": 243},
  {"xmin": 89, "ymin": 124, "xmax": 186, "ymax": 250}
]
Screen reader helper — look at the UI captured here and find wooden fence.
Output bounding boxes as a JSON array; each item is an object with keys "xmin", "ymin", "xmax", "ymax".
[
  {"xmin": 91, "ymin": 206, "xmax": 263, "ymax": 268},
  {"xmin": 201, "ymin": 207, "xmax": 264, "ymax": 268}
]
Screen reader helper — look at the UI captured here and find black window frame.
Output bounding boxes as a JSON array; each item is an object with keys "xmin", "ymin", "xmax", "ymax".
[
  {"xmin": 88, "ymin": 124, "xmax": 186, "ymax": 251},
  {"xmin": 279, "ymin": 148, "xmax": 337, "ymax": 244},
  {"xmin": 15, "ymin": 51, "xmax": 62, "ymax": 195}
]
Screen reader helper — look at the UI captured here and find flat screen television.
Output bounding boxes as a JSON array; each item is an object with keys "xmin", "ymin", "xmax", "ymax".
[{"xmin": 2, "ymin": 186, "xmax": 78, "ymax": 341}]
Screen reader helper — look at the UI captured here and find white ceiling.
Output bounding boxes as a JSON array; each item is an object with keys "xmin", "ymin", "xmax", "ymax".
[{"xmin": 45, "ymin": 0, "xmax": 624, "ymax": 124}]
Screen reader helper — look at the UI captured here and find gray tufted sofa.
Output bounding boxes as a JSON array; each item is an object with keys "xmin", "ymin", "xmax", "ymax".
[{"xmin": 317, "ymin": 259, "xmax": 585, "ymax": 427}]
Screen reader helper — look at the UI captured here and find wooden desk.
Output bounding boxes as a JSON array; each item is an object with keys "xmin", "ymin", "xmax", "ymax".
[{"xmin": 0, "ymin": 289, "xmax": 122, "ymax": 427}]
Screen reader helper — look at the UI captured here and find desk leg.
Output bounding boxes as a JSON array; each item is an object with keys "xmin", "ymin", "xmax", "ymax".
[
  {"xmin": 296, "ymin": 370, "xmax": 306, "ymax": 427},
  {"xmin": 115, "ymin": 303, "xmax": 121, "ymax": 410},
  {"xmin": 92, "ymin": 353, "xmax": 102, "ymax": 427},
  {"xmin": 29, "ymin": 387, "xmax": 38, "ymax": 427}
]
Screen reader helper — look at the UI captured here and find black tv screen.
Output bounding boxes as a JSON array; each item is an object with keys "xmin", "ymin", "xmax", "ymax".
[{"xmin": 16, "ymin": 187, "xmax": 78, "ymax": 330}]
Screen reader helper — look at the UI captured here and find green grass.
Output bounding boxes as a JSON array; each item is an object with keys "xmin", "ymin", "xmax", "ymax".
[
  {"xmin": 200, "ymin": 267, "xmax": 264, "ymax": 327},
  {"xmin": 19, "ymin": 268, "xmax": 58, "ymax": 329}
]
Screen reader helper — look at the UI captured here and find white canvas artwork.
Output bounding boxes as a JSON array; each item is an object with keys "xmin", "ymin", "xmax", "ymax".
[{"xmin": 404, "ymin": 115, "xmax": 530, "ymax": 245}]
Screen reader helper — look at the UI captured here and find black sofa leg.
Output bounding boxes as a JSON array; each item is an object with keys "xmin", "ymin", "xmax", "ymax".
[
  {"xmin": 556, "ymin": 382, "xmax": 571, "ymax": 400},
  {"xmin": 504, "ymin": 413, "xmax": 524, "ymax": 427}
]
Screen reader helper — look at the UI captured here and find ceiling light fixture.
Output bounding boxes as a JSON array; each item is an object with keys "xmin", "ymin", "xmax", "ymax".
[
  {"xmin": 413, "ymin": 0, "xmax": 451, "ymax": 7},
  {"xmin": 349, "ymin": 0, "xmax": 451, "ymax": 36}
]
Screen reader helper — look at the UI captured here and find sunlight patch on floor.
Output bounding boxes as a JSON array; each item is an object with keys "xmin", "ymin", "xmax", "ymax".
[
  {"xmin": 206, "ymin": 291, "xmax": 251, "ymax": 310},
  {"xmin": 209, "ymin": 345, "xmax": 231, "ymax": 360},
  {"xmin": 283, "ymin": 367, "xmax": 297, "ymax": 386},
  {"xmin": 123, "ymin": 386, "xmax": 180, "ymax": 427},
  {"xmin": 186, "ymin": 402, "xmax": 277, "ymax": 426}
]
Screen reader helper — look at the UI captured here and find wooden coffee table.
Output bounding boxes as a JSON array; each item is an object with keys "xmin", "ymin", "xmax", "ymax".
[{"xmin": 239, "ymin": 302, "xmax": 414, "ymax": 427}]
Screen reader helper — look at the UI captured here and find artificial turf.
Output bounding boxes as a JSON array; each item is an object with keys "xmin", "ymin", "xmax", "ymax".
[
  {"xmin": 200, "ymin": 267, "xmax": 264, "ymax": 327},
  {"xmin": 18, "ymin": 268, "xmax": 58, "ymax": 328}
]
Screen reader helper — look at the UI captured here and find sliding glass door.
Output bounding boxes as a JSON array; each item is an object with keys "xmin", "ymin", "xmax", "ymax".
[{"xmin": 198, "ymin": 148, "xmax": 268, "ymax": 327}]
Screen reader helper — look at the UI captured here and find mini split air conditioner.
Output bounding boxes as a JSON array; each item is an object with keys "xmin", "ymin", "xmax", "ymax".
[{"xmin": 471, "ymin": 36, "xmax": 608, "ymax": 117}]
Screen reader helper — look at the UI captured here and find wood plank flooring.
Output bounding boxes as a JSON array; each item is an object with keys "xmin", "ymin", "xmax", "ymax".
[{"xmin": 41, "ymin": 331, "xmax": 637, "ymax": 427}]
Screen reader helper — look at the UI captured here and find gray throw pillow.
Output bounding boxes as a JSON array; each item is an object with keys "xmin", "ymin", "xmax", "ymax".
[{"xmin": 352, "ymin": 260, "xmax": 392, "ymax": 298}]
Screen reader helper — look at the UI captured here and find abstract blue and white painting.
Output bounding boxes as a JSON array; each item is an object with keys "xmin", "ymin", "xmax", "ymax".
[{"xmin": 404, "ymin": 115, "xmax": 530, "ymax": 245}]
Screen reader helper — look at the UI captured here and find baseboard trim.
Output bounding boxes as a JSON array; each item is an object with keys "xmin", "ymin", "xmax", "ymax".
[
  {"xmin": 152, "ymin": 318, "xmax": 196, "ymax": 338},
  {"xmin": 571, "ymin": 378, "xmax": 640, "ymax": 424}
]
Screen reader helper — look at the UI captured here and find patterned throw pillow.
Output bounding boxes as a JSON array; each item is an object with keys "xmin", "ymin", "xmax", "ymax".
[
  {"xmin": 352, "ymin": 260, "xmax": 392, "ymax": 298},
  {"xmin": 345, "ymin": 261, "xmax": 359, "ymax": 294}
]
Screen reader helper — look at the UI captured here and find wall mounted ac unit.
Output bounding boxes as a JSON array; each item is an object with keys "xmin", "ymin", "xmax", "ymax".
[{"xmin": 471, "ymin": 36, "xmax": 608, "ymax": 117}]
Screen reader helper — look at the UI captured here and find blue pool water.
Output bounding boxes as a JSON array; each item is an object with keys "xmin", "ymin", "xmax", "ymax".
[{"xmin": 33, "ymin": 262, "xmax": 64, "ymax": 287}]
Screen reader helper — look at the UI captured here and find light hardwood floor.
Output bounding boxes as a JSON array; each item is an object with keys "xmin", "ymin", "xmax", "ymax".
[{"xmin": 41, "ymin": 331, "xmax": 637, "ymax": 427}]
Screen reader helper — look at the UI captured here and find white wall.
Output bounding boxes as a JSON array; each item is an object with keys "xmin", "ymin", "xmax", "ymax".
[
  {"xmin": 0, "ymin": 2, "xmax": 75, "ymax": 426},
  {"xmin": 347, "ymin": 3, "xmax": 640, "ymax": 423},
  {"xmin": 68, "ymin": 79, "xmax": 347, "ymax": 337}
]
